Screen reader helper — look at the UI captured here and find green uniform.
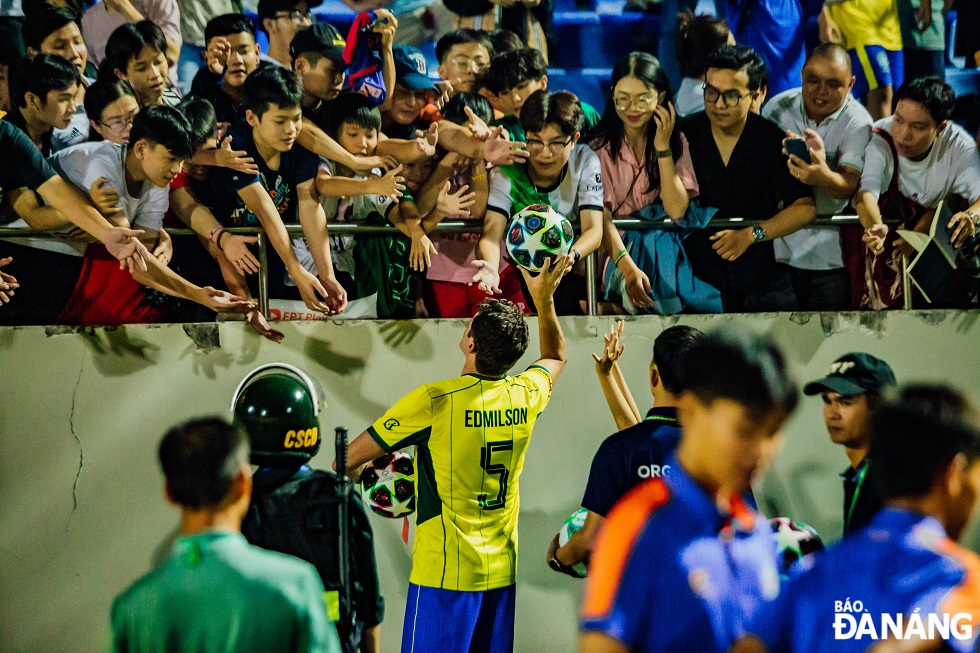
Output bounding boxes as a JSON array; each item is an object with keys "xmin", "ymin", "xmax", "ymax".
[{"xmin": 110, "ymin": 531, "xmax": 340, "ymax": 653}]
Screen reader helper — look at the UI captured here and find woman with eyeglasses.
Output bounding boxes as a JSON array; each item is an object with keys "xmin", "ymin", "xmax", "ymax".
[
  {"xmin": 590, "ymin": 52, "xmax": 717, "ymax": 315},
  {"xmin": 471, "ymin": 89, "xmax": 605, "ymax": 315},
  {"xmin": 85, "ymin": 79, "xmax": 140, "ymax": 144}
]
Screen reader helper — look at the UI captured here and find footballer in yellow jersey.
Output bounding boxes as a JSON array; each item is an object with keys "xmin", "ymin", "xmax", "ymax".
[{"xmin": 344, "ymin": 257, "xmax": 571, "ymax": 653}]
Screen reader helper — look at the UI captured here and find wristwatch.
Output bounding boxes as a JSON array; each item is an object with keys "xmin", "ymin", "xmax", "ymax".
[
  {"xmin": 752, "ymin": 226, "xmax": 766, "ymax": 243},
  {"xmin": 967, "ymin": 209, "xmax": 980, "ymax": 230},
  {"xmin": 572, "ymin": 248, "xmax": 581, "ymax": 264}
]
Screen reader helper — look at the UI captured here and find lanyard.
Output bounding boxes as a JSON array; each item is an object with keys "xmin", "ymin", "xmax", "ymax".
[
  {"xmin": 643, "ymin": 414, "xmax": 677, "ymax": 424},
  {"xmin": 846, "ymin": 463, "xmax": 869, "ymax": 527}
]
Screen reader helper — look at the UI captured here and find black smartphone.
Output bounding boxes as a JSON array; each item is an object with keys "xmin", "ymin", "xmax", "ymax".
[{"xmin": 785, "ymin": 138, "xmax": 812, "ymax": 164}]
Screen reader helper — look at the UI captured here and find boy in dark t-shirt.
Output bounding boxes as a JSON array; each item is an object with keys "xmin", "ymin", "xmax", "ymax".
[{"xmin": 195, "ymin": 65, "xmax": 347, "ymax": 315}]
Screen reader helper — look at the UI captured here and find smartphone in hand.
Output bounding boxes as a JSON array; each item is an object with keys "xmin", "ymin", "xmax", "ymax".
[{"xmin": 785, "ymin": 138, "xmax": 812, "ymax": 164}]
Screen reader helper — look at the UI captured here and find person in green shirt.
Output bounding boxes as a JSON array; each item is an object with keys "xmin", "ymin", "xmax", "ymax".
[{"xmin": 110, "ymin": 417, "xmax": 340, "ymax": 653}]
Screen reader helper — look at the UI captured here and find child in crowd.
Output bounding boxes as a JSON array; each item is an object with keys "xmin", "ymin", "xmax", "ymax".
[
  {"xmin": 84, "ymin": 79, "xmax": 139, "ymax": 144},
  {"xmin": 192, "ymin": 65, "xmax": 348, "ymax": 316},
  {"xmin": 473, "ymin": 89, "xmax": 604, "ymax": 315},
  {"xmin": 101, "ymin": 21, "xmax": 181, "ymax": 107}
]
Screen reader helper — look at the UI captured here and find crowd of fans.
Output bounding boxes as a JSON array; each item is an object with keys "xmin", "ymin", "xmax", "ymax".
[{"xmin": 0, "ymin": 0, "xmax": 978, "ymax": 334}]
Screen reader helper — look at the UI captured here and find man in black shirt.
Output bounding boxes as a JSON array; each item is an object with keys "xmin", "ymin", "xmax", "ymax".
[
  {"xmin": 190, "ymin": 13, "xmax": 265, "ymax": 128},
  {"xmin": 547, "ymin": 325, "xmax": 705, "ymax": 575},
  {"xmin": 7, "ymin": 52, "xmax": 81, "ymax": 156},
  {"xmin": 680, "ymin": 45, "xmax": 816, "ymax": 312},
  {"xmin": 803, "ymin": 352, "xmax": 897, "ymax": 536}
]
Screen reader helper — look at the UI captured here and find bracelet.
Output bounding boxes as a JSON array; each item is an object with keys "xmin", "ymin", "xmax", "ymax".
[
  {"xmin": 613, "ymin": 248, "xmax": 629, "ymax": 265},
  {"xmin": 655, "ymin": 147, "xmax": 673, "ymax": 159},
  {"xmin": 471, "ymin": 172, "xmax": 487, "ymax": 181},
  {"xmin": 216, "ymin": 229, "xmax": 231, "ymax": 251},
  {"xmin": 208, "ymin": 225, "xmax": 224, "ymax": 243},
  {"xmin": 967, "ymin": 209, "xmax": 980, "ymax": 229}
]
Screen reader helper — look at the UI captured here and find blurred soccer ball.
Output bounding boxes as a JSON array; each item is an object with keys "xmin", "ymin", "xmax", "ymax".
[
  {"xmin": 556, "ymin": 508, "xmax": 589, "ymax": 578},
  {"xmin": 505, "ymin": 204, "xmax": 574, "ymax": 271},
  {"xmin": 770, "ymin": 517, "xmax": 824, "ymax": 578},
  {"xmin": 360, "ymin": 451, "xmax": 416, "ymax": 518}
]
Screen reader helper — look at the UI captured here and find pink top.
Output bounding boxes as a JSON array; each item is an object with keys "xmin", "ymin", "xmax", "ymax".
[
  {"xmin": 593, "ymin": 132, "xmax": 699, "ymax": 216},
  {"xmin": 83, "ymin": 0, "xmax": 182, "ymax": 88}
]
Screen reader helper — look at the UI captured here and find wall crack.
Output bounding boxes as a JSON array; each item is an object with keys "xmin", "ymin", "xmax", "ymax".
[{"xmin": 68, "ymin": 350, "xmax": 86, "ymax": 521}]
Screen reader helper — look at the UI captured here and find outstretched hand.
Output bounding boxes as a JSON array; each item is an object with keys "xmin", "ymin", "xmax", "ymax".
[
  {"xmin": 592, "ymin": 320, "xmax": 626, "ymax": 373},
  {"xmin": 519, "ymin": 255, "xmax": 572, "ymax": 305}
]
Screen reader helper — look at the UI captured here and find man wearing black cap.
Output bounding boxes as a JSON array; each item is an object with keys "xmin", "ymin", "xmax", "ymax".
[
  {"xmin": 803, "ymin": 352, "xmax": 897, "ymax": 535},
  {"xmin": 258, "ymin": 0, "xmax": 322, "ymax": 68},
  {"xmin": 290, "ymin": 22, "xmax": 347, "ymax": 108}
]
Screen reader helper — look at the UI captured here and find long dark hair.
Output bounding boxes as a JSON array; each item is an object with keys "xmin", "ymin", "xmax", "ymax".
[{"xmin": 593, "ymin": 52, "xmax": 682, "ymax": 194}]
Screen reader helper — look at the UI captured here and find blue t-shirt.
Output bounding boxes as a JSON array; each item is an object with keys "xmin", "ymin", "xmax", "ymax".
[
  {"xmin": 201, "ymin": 124, "xmax": 320, "ymax": 228},
  {"xmin": 725, "ymin": 0, "xmax": 807, "ymax": 97},
  {"xmin": 580, "ymin": 452, "xmax": 781, "ymax": 653},
  {"xmin": 581, "ymin": 407, "xmax": 681, "ymax": 518},
  {"xmin": 747, "ymin": 508, "xmax": 980, "ymax": 653}
]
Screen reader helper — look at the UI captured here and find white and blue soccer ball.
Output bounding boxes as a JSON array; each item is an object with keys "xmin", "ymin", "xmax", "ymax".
[{"xmin": 506, "ymin": 204, "xmax": 574, "ymax": 272}]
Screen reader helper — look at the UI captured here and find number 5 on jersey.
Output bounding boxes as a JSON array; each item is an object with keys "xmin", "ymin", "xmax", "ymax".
[{"xmin": 479, "ymin": 441, "xmax": 513, "ymax": 510}]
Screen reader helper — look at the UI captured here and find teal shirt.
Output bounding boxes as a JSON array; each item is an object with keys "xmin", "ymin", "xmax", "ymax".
[
  {"xmin": 896, "ymin": 0, "xmax": 945, "ymax": 50},
  {"xmin": 111, "ymin": 531, "xmax": 340, "ymax": 653}
]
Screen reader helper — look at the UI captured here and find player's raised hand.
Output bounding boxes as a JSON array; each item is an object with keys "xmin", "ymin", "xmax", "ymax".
[
  {"xmin": 471, "ymin": 259, "xmax": 501, "ymax": 295},
  {"xmin": 215, "ymin": 135, "xmax": 260, "ymax": 175},
  {"xmin": 0, "ymin": 256, "xmax": 18, "ymax": 304},
  {"xmin": 592, "ymin": 320, "xmax": 626, "ymax": 374},
  {"xmin": 520, "ymin": 254, "xmax": 571, "ymax": 304},
  {"xmin": 246, "ymin": 308, "xmax": 284, "ymax": 343}
]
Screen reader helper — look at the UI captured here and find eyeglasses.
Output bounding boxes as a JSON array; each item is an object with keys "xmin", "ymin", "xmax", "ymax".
[
  {"xmin": 100, "ymin": 111, "xmax": 138, "ymax": 133},
  {"xmin": 703, "ymin": 83, "xmax": 752, "ymax": 108},
  {"xmin": 449, "ymin": 56, "xmax": 489, "ymax": 72},
  {"xmin": 274, "ymin": 10, "xmax": 315, "ymax": 24},
  {"xmin": 525, "ymin": 138, "xmax": 572, "ymax": 154},
  {"xmin": 613, "ymin": 95, "xmax": 659, "ymax": 112}
]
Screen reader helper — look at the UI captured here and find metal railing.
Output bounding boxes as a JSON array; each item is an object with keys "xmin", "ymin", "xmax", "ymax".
[{"xmin": 1, "ymin": 215, "xmax": 906, "ymax": 318}]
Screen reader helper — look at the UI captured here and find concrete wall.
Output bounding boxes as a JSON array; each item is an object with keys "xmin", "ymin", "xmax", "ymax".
[{"xmin": 1, "ymin": 312, "xmax": 979, "ymax": 653}]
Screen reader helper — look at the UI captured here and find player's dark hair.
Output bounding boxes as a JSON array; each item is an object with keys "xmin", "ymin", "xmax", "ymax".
[
  {"xmin": 22, "ymin": 3, "xmax": 80, "ymax": 52},
  {"xmin": 159, "ymin": 417, "xmax": 250, "ymax": 510},
  {"xmin": 679, "ymin": 327, "xmax": 799, "ymax": 419},
  {"xmin": 594, "ymin": 52, "xmax": 682, "ymax": 193},
  {"xmin": 487, "ymin": 29, "xmax": 522, "ymax": 57},
  {"xmin": 323, "ymin": 91, "xmax": 382, "ymax": 137},
  {"xmin": 653, "ymin": 325, "xmax": 705, "ymax": 395},
  {"xmin": 436, "ymin": 28, "xmax": 492, "ymax": 64},
  {"xmin": 894, "ymin": 76, "xmax": 955, "ymax": 125},
  {"xmin": 129, "ymin": 104, "xmax": 196, "ymax": 160},
  {"xmin": 521, "ymin": 90, "xmax": 583, "ymax": 137},
  {"xmin": 100, "ymin": 20, "xmax": 168, "ymax": 81},
  {"xmin": 243, "ymin": 65, "xmax": 304, "ymax": 119},
  {"xmin": 806, "ymin": 42, "xmax": 852, "ymax": 75},
  {"xmin": 676, "ymin": 10, "xmax": 731, "ymax": 79},
  {"xmin": 870, "ymin": 385, "xmax": 980, "ymax": 500},
  {"xmin": 442, "ymin": 92, "xmax": 492, "ymax": 126},
  {"xmin": 10, "ymin": 53, "xmax": 81, "ymax": 109},
  {"xmin": 483, "ymin": 48, "xmax": 547, "ymax": 95},
  {"xmin": 705, "ymin": 44, "xmax": 768, "ymax": 92},
  {"xmin": 205, "ymin": 12, "xmax": 257, "ymax": 44},
  {"xmin": 471, "ymin": 299, "xmax": 529, "ymax": 377},
  {"xmin": 84, "ymin": 79, "xmax": 135, "ymax": 142},
  {"xmin": 177, "ymin": 96, "xmax": 218, "ymax": 152}
]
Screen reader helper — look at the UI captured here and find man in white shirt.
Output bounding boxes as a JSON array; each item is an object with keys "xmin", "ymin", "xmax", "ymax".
[{"xmin": 762, "ymin": 43, "xmax": 874, "ymax": 310}]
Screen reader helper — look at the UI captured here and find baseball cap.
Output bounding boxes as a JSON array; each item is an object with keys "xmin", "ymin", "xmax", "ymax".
[
  {"xmin": 803, "ymin": 353, "xmax": 897, "ymax": 396},
  {"xmin": 393, "ymin": 45, "xmax": 436, "ymax": 92},
  {"xmin": 257, "ymin": 0, "xmax": 324, "ymax": 23},
  {"xmin": 290, "ymin": 23, "xmax": 347, "ymax": 68}
]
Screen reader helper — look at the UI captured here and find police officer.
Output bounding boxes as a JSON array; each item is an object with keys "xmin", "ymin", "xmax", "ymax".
[{"xmin": 232, "ymin": 364, "xmax": 385, "ymax": 653}]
